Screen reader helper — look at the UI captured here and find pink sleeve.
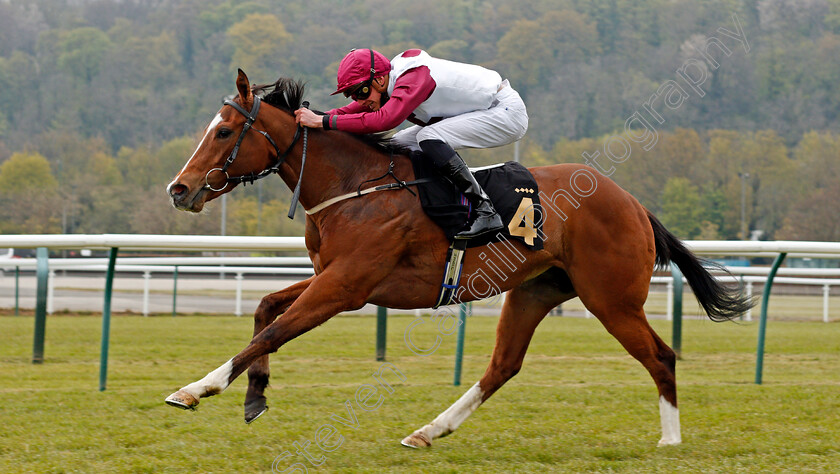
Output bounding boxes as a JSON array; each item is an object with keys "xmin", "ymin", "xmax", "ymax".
[
  {"xmin": 326, "ymin": 101, "xmax": 368, "ymax": 115},
  {"xmin": 326, "ymin": 67, "xmax": 436, "ymax": 133}
]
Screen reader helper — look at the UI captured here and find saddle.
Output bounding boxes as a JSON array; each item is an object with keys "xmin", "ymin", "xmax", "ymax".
[
  {"xmin": 409, "ymin": 153, "xmax": 544, "ymax": 250},
  {"xmin": 409, "ymin": 153, "xmax": 544, "ymax": 307}
]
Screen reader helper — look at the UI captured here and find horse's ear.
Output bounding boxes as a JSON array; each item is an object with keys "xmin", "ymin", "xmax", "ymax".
[{"xmin": 236, "ymin": 68, "xmax": 253, "ymax": 105}]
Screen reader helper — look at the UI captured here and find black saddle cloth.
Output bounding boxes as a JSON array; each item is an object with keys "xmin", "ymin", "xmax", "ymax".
[{"xmin": 410, "ymin": 154, "xmax": 544, "ymax": 250}]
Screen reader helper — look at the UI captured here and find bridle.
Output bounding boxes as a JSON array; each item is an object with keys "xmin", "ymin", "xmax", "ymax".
[
  {"xmin": 200, "ymin": 91, "xmax": 426, "ymax": 219},
  {"xmin": 203, "ymin": 95, "xmax": 304, "ymax": 193}
]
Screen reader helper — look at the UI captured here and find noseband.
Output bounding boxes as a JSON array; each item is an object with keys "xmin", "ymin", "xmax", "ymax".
[{"xmin": 204, "ymin": 95, "xmax": 303, "ymax": 192}]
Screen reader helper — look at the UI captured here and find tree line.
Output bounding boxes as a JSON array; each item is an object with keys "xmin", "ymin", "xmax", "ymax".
[{"xmin": 0, "ymin": 0, "xmax": 838, "ymax": 240}]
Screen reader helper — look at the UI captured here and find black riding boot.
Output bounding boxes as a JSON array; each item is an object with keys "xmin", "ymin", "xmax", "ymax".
[
  {"xmin": 419, "ymin": 139, "xmax": 504, "ymax": 239},
  {"xmin": 437, "ymin": 155, "xmax": 504, "ymax": 239}
]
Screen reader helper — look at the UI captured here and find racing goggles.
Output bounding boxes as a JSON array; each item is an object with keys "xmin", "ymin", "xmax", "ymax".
[{"xmin": 344, "ymin": 81, "xmax": 373, "ymax": 101}]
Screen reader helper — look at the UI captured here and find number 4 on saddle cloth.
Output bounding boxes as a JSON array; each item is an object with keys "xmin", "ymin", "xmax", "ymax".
[{"xmin": 408, "ymin": 153, "xmax": 544, "ymax": 307}]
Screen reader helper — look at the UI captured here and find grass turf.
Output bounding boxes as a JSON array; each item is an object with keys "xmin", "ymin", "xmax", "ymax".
[{"xmin": 1, "ymin": 313, "xmax": 838, "ymax": 473}]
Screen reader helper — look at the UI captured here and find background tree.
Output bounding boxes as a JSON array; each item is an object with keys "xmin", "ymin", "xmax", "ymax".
[
  {"xmin": 495, "ymin": 9, "xmax": 599, "ymax": 93},
  {"xmin": 227, "ymin": 13, "xmax": 292, "ymax": 80},
  {"xmin": 777, "ymin": 185, "xmax": 840, "ymax": 241},
  {"xmin": 58, "ymin": 27, "xmax": 112, "ymax": 84},
  {"xmin": 0, "ymin": 152, "xmax": 62, "ymax": 234},
  {"xmin": 129, "ymin": 188, "xmax": 221, "ymax": 235},
  {"xmin": 0, "ymin": 0, "xmax": 836, "ymax": 240},
  {"xmin": 659, "ymin": 177, "xmax": 703, "ymax": 238}
]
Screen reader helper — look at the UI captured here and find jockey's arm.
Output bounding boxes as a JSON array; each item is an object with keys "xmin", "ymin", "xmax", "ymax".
[
  {"xmin": 325, "ymin": 101, "xmax": 368, "ymax": 116},
  {"xmin": 296, "ymin": 67, "xmax": 435, "ymax": 133}
]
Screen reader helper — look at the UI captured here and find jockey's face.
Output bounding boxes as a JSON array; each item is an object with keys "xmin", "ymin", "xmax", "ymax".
[{"xmin": 355, "ymin": 75, "xmax": 388, "ymax": 112}]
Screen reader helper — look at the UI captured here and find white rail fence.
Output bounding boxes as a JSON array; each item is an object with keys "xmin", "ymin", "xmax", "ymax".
[
  {"xmin": 654, "ymin": 272, "xmax": 840, "ymax": 323},
  {"xmin": 2, "ymin": 235, "xmax": 838, "ymax": 388},
  {"xmin": 3, "ymin": 261, "xmax": 839, "ymax": 322},
  {"xmin": 2, "ymin": 237, "xmax": 840, "ymax": 320},
  {"xmin": 1, "ymin": 257, "xmax": 314, "ymax": 316}
]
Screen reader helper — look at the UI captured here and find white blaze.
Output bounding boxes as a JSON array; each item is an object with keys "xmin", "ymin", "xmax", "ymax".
[{"xmin": 167, "ymin": 112, "xmax": 224, "ymax": 191}]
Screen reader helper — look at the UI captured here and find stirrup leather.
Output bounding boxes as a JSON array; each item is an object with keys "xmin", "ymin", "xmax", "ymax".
[{"xmin": 434, "ymin": 239, "xmax": 468, "ymax": 308}]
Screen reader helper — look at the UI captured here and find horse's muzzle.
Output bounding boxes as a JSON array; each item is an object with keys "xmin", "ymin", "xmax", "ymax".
[{"xmin": 167, "ymin": 182, "xmax": 204, "ymax": 212}]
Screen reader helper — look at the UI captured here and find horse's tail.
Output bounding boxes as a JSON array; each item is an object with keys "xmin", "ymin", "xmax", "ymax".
[{"xmin": 647, "ymin": 211, "xmax": 755, "ymax": 322}]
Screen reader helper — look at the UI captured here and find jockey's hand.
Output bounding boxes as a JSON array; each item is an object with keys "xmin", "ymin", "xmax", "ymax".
[{"xmin": 295, "ymin": 108, "xmax": 323, "ymax": 128}]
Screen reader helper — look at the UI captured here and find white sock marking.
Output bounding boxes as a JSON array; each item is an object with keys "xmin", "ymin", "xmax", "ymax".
[
  {"xmin": 658, "ymin": 396, "xmax": 682, "ymax": 446},
  {"xmin": 181, "ymin": 358, "xmax": 233, "ymax": 398},
  {"xmin": 418, "ymin": 382, "xmax": 484, "ymax": 440}
]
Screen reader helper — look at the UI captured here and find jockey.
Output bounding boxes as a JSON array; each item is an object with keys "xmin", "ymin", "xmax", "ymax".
[{"xmin": 295, "ymin": 48, "xmax": 529, "ymax": 239}]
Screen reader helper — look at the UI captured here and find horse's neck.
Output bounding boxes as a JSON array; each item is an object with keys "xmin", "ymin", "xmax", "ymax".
[
  {"xmin": 266, "ymin": 115, "xmax": 403, "ymax": 211},
  {"xmin": 315, "ymin": 132, "xmax": 400, "ymax": 187}
]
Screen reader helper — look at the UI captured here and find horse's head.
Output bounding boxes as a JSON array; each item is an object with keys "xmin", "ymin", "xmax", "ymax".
[{"xmin": 167, "ymin": 69, "xmax": 288, "ymax": 212}]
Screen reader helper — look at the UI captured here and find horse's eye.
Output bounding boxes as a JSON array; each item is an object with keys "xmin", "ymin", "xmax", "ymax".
[{"xmin": 217, "ymin": 128, "xmax": 233, "ymax": 139}]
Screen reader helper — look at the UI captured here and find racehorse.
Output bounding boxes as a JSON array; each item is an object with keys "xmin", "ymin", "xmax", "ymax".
[{"xmin": 165, "ymin": 70, "xmax": 752, "ymax": 448}]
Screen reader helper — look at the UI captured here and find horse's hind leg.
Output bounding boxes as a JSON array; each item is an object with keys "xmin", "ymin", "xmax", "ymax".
[
  {"xmin": 244, "ymin": 276, "xmax": 314, "ymax": 423},
  {"xmin": 401, "ymin": 268, "xmax": 574, "ymax": 448},
  {"xmin": 592, "ymin": 306, "xmax": 680, "ymax": 446},
  {"xmin": 577, "ymin": 279, "xmax": 680, "ymax": 446}
]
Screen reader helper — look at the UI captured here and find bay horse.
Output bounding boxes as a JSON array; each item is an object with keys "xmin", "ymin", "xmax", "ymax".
[{"xmin": 165, "ymin": 70, "xmax": 751, "ymax": 448}]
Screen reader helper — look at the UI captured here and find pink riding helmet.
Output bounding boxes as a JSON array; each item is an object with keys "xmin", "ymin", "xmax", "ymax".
[{"xmin": 331, "ymin": 48, "xmax": 392, "ymax": 96}]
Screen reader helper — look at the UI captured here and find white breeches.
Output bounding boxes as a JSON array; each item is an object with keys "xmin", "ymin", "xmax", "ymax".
[{"xmin": 392, "ymin": 80, "xmax": 529, "ymax": 151}]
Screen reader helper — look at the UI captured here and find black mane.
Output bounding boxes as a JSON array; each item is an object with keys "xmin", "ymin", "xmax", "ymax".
[
  {"xmin": 252, "ymin": 77, "xmax": 410, "ymax": 156},
  {"xmin": 253, "ymin": 77, "xmax": 305, "ymax": 112}
]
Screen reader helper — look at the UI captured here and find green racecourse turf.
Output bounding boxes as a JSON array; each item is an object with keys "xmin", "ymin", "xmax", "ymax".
[{"xmin": 1, "ymin": 313, "xmax": 838, "ymax": 473}]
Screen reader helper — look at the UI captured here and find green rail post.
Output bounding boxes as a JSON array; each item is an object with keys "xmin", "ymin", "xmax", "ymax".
[
  {"xmin": 14, "ymin": 266, "xmax": 20, "ymax": 316},
  {"xmin": 453, "ymin": 303, "xmax": 469, "ymax": 386},
  {"xmin": 376, "ymin": 306, "xmax": 387, "ymax": 361},
  {"xmin": 172, "ymin": 266, "xmax": 179, "ymax": 317},
  {"xmin": 100, "ymin": 247, "xmax": 118, "ymax": 391},
  {"xmin": 755, "ymin": 252, "xmax": 787, "ymax": 385},
  {"xmin": 670, "ymin": 262, "xmax": 683, "ymax": 358},
  {"xmin": 32, "ymin": 248, "xmax": 49, "ymax": 363}
]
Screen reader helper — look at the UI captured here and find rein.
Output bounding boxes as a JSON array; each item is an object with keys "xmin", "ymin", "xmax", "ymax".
[
  {"xmin": 207, "ymin": 94, "xmax": 427, "ymax": 218},
  {"xmin": 306, "ymin": 156, "xmax": 432, "ymax": 215},
  {"xmin": 287, "ymin": 104, "xmax": 308, "ymax": 219},
  {"xmin": 305, "ymin": 175, "xmax": 432, "ymax": 215}
]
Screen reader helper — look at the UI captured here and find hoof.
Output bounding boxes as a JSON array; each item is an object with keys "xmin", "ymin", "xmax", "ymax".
[
  {"xmin": 165, "ymin": 390, "xmax": 199, "ymax": 411},
  {"xmin": 244, "ymin": 397, "xmax": 268, "ymax": 424},
  {"xmin": 657, "ymin": 438, "xmax": 681, "ymax": 447},
  {"xmin": 400, "ymin": 431, "xmax": 431, "ymax": 448}
]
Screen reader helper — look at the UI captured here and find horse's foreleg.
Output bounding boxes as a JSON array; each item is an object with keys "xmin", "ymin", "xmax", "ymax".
[
  {"xmin": 166, "ymin": 267, "xmax": 372, "ymax": 412},
  {"xmin": 402, "ymin": 272, "xmax": 573, "ymax": 448},
  {"xmin": 245, "ymin": 276, "xmax": 316, "ymax": 423}
]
